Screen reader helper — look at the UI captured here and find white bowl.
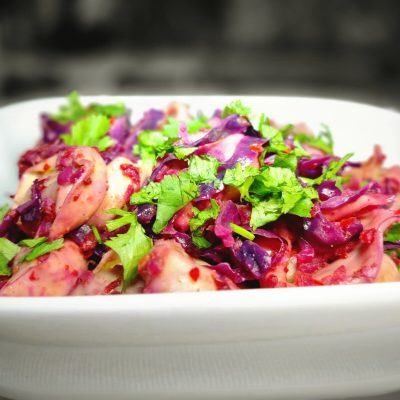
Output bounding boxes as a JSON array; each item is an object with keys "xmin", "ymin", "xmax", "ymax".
[{"xmin": 0, "ymin": 96, "xmax": 400, "ymax": 400}]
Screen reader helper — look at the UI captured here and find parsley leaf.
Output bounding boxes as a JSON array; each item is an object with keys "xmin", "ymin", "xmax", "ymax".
[
  {"xmin": 187, "ymin": 115, "xmax": 210, "ymax": 133},
  {"xmin": 133, "ymin": 117, "xmax": 180, "ymax": 168},
  {"xmin": 19, "ymin": 237, "xmax": 48, "ymax": 248},
  {"xmin": 20, "ymin": 239, "xmax": 64, "ymax": 263},
  {"xmin": 105, "ymin": 211, "xmax": 153, "ymax": 288},
  {"xmin": 250, "ymin": 198, "xmax": 283, "ymax": 228},
  {"xmin": 130, "ymin": 182, "xmax": 161, "ymax": 205},
  {"xmin": 303, "ymin": 153, "xmax": 353, "ymax": 187},
  {"xmin": 385, "ymin": 223, "xmax": 400, "ymax": 243},
  {"xmin": 258, "ymin": 114, "xmax": 281, "ymax": 139},
  {"xmin": 173, "ymin": 146, "xmax": 197, "ymax": 159},
  {"xmin": 0, "ymin": 205, "xmax": 10, "ymax": 222},
  {"xmin": 0, "ymin": 237, "xmax": 20, "ymax": 276},
  {"xmin": 53, "ymin": 91, "xmax": 126, "ymax": 123},
  {"xmin": 190, "ymin": 199, "xmax": 220, "ymax": 232},
  {"xmin": 187, "ymin": 156, "xmax": 221, "ymax": 184},
  {"xmin": 189, "ymin": 197, "xmax": 219, "ymax": 248},
  {"xmin": 153, "ymin": 174, "xmax": 199, "ymax": 234},
  {"xmin": 222, "ymin": 100, "xmax": 252, "ymax": 119},
  {"xmin": 295, "ymin": 124, "xmax": 334, "ymax": 154},
  {"xmin": 61, "ymin": 114, "xmax": 114, "ymax": 151}
]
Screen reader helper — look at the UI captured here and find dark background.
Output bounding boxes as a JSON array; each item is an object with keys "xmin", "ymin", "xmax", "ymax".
[{"xmin": 0, "ymin": 0, "xmax": 400, "ymax": 107}]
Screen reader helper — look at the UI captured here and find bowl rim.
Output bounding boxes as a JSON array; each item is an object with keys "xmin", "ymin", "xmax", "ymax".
[{"xmin": 0, "ymin": 95, "xmax": 399, "ymax": 309}]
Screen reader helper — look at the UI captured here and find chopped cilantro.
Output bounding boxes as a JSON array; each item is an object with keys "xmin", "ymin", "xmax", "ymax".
[
  {"xmin": 53, "ymin": 91, "xmax": 126, "ymax": 123},
  {"xmin": 295, "ymin": 124, "xmax": 334, "ymax": 154},
  {"xmin": 385, "ymin": 223, "xmax": 400, "ymax": 243},
  {"xmin": 187, "ymin": 115, "xmax": 211, "ymax": 133},
  {"xmin": 222, "ymin": 100, "xmax": 252, "ymax": 119},
  {"xmin": 61, "ymin": 114, "xmax": 114, "ymax": 151},
  {"xmin": 19, "ymin": 237, "xmax": 48, "ymax": 248},
  {"xmin": 303, "ymin": 153, "xmax": 353, "ymax": 187},
  {"xmin": 173, "ymin": 146, "xmax": 197, "ymax": 159},
  {"xmin": 20, "ymin": 239, "xmax": 64, "ymax": 263},
  {"xmin": 187, "ymin": 155, "xmax": 221, "ymax": 184},
  {"xmin": 192, "ymin": 232, "xmax": 212, "ymax": 249},
  {"xmin": 258, "ymin": 114, "xmax": 281, "ymax": 139},
  {"xmin": 230, "ymin": 223, "xmax": 255, "ymax": 240},
  {"xmin": 0, "ymin": 205, "xmax": 10, "ymax": 222},
  {"xmin": 153, "ymin": 174, "xmax": 198, "ymax": 234},
  {"xmin": 133, "ymin": 117, "xmax": 180, "ymax": 168},
  {"xmin": 91, "ymin": 225, "xmax": 103, "ymax": 244},
  {"xmin": 105, "ymin": 211, "xmax": 153, "ymax": 288},
  {"xmin": 190, "ymin": 199, "xmax": 220, "ymax": 232},
  {"xmin": 0, "ymin": 237, "xmax": 20, "ymax": 276}
]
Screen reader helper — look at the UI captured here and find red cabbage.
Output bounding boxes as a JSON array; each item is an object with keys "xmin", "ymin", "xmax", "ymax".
[
  {"xmin": 40, "ymin": 114, "xmax": 71, "ymax": 144},
  {"xmin": 214, "ymin": 200, "xmax": 241, "ymax": 247}
]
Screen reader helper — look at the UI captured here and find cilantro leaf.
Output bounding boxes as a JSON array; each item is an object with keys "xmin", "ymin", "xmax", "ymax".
[
  {"xmin": 295, "ymin": 124, "xmax": 334, "ymax": 154},
  {"xmin": 0, "ymin": 205, "xmax": 10, "ymax": 222},
  {"xmin": 230, "ymin": 223, "xmax": 255, "ymax": 240},
  {"xmin": 105, "ymin": 212, "xmax": 152, "ymax": 288},
  {"xmin": 173, "ymin": 146, "xmax": 197, "ymax": 159},
  {"xmin": 61, "ymin": 114, "xmax": 114, "ymax": 151},
  {"xmin": 190, "ymin": 199, "xmax": 220, "ymax": 232},
  {"xmin": 250, "ymin": 198, "xmax": 283, "ymax": 228},
  {"xmin": 130, "ymin": 182, "xmax": 161, "ymax": 206},
  {"xmin": 153, "ymin": 174, "xmax": 199, "ymax": 234},
  {"xmin": 53, "ymin": 91, "xmax": 126, "ymax": 123},
  {"xmin": 19, "ymin": 237, "xmax": 48, "ymax": 248},
  {"xmin": 273, "ymin": 152, "xmax": 298, "ymax": 172},
  {"xmin": 20, "ymin": 239, "xmax": 64, "ymax": 263},
  {"xmin": 0, "ymin": 236, "xmax": 19, "ymax": 276},
  {"xmin": 187, "ymin": 156, "xmax": 221, "ymax": 184},
  {"xmin": 223, "ymin": 163, "xmax": 259, "ymax": 187},
  {"xmin": 0, "ymin": 237, "xmax": 20, "ymax": 262},
  {"xmin": 187, "ymin": 115, "xmax": 210, "ymax": 133},
  {"xmin": 133, "ymin": 117, "xmax": 180, "ymax": 168},
  {"xmin": 191, "ymin": 232, "xmax": 212, "ymax": 249},
  {"xmin": 303, "ymin": 153, "xmax": 353, "ymax": 187},
  {"xmin": 90, "ymin": 103, "xmax": 126, "ymax": 118},
  {"xmin": 222, "ymin": 100, "xmax": 252, "ymax": 119},
  {"xmin": 258, "ymin": 114, "xmax": 281, "ymax": 139},
  {"xmin": 385, "ymin": 223, "xmax": 400, "ymax": 243}
]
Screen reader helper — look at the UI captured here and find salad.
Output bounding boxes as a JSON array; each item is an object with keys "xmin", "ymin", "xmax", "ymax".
[{"xmin": 0, "ymin": 93, "xmax": 399, "ymax": 296}]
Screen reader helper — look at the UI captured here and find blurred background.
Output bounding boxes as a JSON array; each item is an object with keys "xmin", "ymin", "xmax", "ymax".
[{"xmin": 0, "ymin": 0, "xmax": 400, "ymax": 108}]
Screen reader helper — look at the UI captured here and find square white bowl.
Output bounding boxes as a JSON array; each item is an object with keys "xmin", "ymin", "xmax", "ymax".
[{"xmin": 0, "ymin": 96, "xmax": 400, "ymax": 400}]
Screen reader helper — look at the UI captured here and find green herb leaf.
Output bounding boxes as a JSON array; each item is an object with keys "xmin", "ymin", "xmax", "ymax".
[
  {"xmin": 258, "ymin": 114, "xmax": 281, "ymax": 139},
  {"xmin": 230, "ymin": 223, "xmax": 255, "ymax": 240},
  {"xmin": 0, "ymin": 205, "xmax": 10, "ymax": 222},
  {"xmin": 250, "ymin": 198, "xmax": 283, "ymax": 228},
  {"xmin": 188, "ymin": 155, "xmax": 221, "ymax": 184},
  {"xmin": 385, "ymin": 223, "xmax": 400, "ymax": 243},
  {"xmin": 130, "ymin": 182, "xmax": 161, "ymax": 205},
  {"xmin": 222, "ymin": 100, "xmax": 252, "ymax": 119},
  {"xmin": 19, "ymin": 237, "xmax": 48, "ymax": 248},
  {"xmin": 0, "ymin": 238, "xmax": 20, "ymax": 263},
  {"xmin": 295, "ymin": 124, "xmax": 334, "ymax": 154},
  {"xmin": 61, "ymin": 114, "xmax": 114, "ymax": 151},
  {"xmin": 191, "ymin": 232, "xmax": 212, "ymax": 249},
  {"xmin": 187, "ymin": 115, "xmax": 210, "ymax": 133},
  {"xmin": 21, "ymin": 239, "xmax": 64, "ymax": 263},
  {"xmin": 190, "ymin": 199, "xmax": 220, "ymax": 232},
  {"xmin": 223, "ymin": 163, "xmax": 259, "ymax": 188},
  {"xmin": 173, "ymin": 146, "xmax": 197, "ymax": 159},
  {"xmin": 52, "ymin": 91, "xmax": 126, "ymax": 123},
  {"xmin": 91, "ymin": 225, "xmax": 103, "ymax": 244},
  {"xmin": 303, "ymin": 153, "xmax": 353, "ymax": 187},
  {"xmin": 105, "ymin": 213, "xmax": 153, "ymax": 288},
  {"xmin": 153, "ymin": 174, "xmax": 199, "ymax": 234},
  {"xmin": 105, "ymin": 208, "xmax": 138, "ymax": 231},
  {"xmin": 273, "ymin": 152, "xmax": 298, "ymax": 172},
  {"xmin": 0, "ymin": 236, "xmax": 19, "ymax": 276}
]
